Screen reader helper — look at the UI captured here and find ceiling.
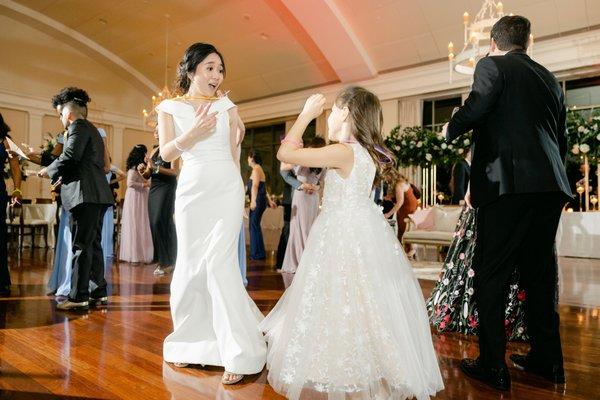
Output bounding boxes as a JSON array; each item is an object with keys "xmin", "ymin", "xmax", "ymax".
[{"xmin": 5, "ymin": 0, "xmax": 600, "ymax": 103}]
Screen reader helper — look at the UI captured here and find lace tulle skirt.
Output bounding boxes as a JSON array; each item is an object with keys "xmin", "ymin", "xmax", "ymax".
[{"xmin": 260, "ymin": 201, "xmax": 444, "ymax": 400}]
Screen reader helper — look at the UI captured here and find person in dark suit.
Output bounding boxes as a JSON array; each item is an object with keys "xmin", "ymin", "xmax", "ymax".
[
  {"xmin": 39, "ymin": 87, "xmax": 113, "ymax": 311},
  {"xmin": 451, "ymin": 148, "xmax": 471, "ymax": 204},
  {"xmin": 442, "ymin": 16, "xmax": 571, "ymax": 391},
  {"xmin": 275, "ymin": 163, "xmax": 316, "ymax": 269}
]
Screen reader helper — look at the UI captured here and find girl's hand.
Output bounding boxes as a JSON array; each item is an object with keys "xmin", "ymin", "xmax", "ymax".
[
  {"xmin": 250, "ymin": 201, "xmax": 257, "ymax": 211},
  {"xmin": 137, "ymin": 163, "xmax": 146, "ymax": 174},
  {"xmin": 300, "ymin": 94, "xmax": 326, "ymax": 120}
]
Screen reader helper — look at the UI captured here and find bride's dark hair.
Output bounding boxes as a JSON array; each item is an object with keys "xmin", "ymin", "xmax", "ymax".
[{"xmin": 175, "ymin": 43, "xmax": 226, "ymax": 95}]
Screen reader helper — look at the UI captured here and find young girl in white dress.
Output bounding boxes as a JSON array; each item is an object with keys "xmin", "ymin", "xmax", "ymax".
[
  {"xmin": 261, "ymin": 87, "xmax": 444, "ymax": 399},
  {"xmin": 156, "ymin": 43, "xmax": 266, "ymax": 385}
]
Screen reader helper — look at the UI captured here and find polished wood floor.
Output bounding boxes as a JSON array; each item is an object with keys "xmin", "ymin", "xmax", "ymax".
[{"xmin": 1, "ymin": 249, "xmax": 599, "ymax": 399}]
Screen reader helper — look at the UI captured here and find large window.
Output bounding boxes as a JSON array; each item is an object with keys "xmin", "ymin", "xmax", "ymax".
[
  {"xmin": 422, "ymin": 96, "xmax": 463, "ymax": 198},
  {"xmin": 241, "ymin": 120, "xmax": 316, "ymax": 196},
  {"xmin": 565, "ymin": 76, "xmax": 600, "ymax": 112},
  {"xmin": 422, "ymin": 97, "xmax": 462, "ymax": 132}
]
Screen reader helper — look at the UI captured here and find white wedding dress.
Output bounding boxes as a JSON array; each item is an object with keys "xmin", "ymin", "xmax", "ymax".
[
  {"xmin": 261, "ymin": 143, "xmax": 444, "ymax": 399},
  {"xmin": 157, "ymin": 97, "xmax": 266, "ymax": 374}
]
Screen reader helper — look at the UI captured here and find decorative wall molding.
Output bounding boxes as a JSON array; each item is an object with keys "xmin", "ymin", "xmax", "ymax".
[
  {"xmin": 0, "ymin": 88, "xmax": 146, "ymax": 130},
  {"xmin": 238, "ymin": 28, "xmax": 600, "ymax": 123}
]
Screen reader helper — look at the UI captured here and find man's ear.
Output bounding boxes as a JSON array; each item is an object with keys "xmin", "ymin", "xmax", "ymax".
[{"xmin": 490, "ymin": 38, "xmax": 498, "ymax": 53}]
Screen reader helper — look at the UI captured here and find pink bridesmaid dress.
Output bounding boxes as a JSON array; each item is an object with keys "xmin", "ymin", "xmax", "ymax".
[{"xmin": 119, "ymin": 169, "xmax": 154, "ymax": 263}]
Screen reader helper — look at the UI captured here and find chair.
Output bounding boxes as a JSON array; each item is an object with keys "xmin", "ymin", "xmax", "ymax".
[
  {"xmin": 403, "ymin": 205, "xmax": 463, "ymax": 261},
  {"xmin": 113, "ymin": 199, "xmax": 124, "ymax": 252},
  {"xmin": 8, "ymin": 202, "xmax": 54, "ymax": 253}
]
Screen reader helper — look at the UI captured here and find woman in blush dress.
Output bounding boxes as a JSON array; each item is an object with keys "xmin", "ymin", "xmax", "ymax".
[
  {"xmin": 281, "ymin": 138, "xmax": 325, "ymax": 273},
  {"xmin": 119, "ymin": 144, "xmax": 154, "ymax": 264}
]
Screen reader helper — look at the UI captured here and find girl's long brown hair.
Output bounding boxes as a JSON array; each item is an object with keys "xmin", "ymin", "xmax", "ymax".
[{"xmin": 335, "ymin": 86, "xmax": 399, "ymax": 184}]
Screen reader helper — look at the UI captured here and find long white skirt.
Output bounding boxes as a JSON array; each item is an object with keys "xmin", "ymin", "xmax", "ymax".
[
  {"xmin": 163, "ymin": 160, "xmax": 266, "ymax": 374},
  {"xmin": 261, "ymin": 200, "xmax": 444, "ymax": 399}
]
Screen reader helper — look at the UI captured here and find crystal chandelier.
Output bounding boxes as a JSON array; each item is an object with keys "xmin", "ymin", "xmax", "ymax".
[
  {"xmin": 447, "ymin": 1, "xmax": 533, "ymax": 83},
  {"xmin": 143, "ymin": 14, "xmax": 172, "ymax": 127}
]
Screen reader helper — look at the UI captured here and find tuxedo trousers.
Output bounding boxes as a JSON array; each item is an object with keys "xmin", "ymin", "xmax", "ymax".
[
  {"xmin": 69, "ymin": 203, "xmax": 108, "ymax": 302},
  {"xmin": 473, "ymin": 192, "xmax": 567, "ymax": 369}
]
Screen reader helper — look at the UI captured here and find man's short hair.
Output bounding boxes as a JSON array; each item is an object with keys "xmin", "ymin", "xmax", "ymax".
[{"xmin": 490, "ymin": 15, "xmax": 531, "ymax": 51}]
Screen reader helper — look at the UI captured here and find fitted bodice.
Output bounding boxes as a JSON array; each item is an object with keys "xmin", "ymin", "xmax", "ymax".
[
  {"xmin": 321, "ymin": 143, "xmax": 377, "ymax": 212},
  {"xmin": 155, "ymin": 96, "xmax": 236, "ymax": 164}
]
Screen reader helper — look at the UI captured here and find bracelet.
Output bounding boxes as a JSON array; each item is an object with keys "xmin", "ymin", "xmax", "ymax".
[
  {"xmin": 281, "ymin": 137, "xmax": 304, "ymax": 148},
  {"xmin": 154, "ymin": 165, "xmax": 160, "ymax": 174},
  {"xmin": 11, "ymin": 188, "xmax": 22, "ymax": 196},
  {"xmin": 173, "ymin": 138, "xmax": 187, "ymax": 152}
]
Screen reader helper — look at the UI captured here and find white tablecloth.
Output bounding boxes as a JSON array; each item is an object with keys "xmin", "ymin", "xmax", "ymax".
[{"xmin": 556, "ymin": 212, "xmax": 600, "ymax": 259}]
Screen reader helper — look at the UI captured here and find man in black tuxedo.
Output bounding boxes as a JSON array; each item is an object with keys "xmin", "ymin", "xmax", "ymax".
[
  {"xmin": 39, "ymin": 87, "xmax": 113, "ymax": 311},
  {"xmin": 451, "ymin": 147, "xmax": 471, "ymax": 204},
  {"xmin": 443, "ymin": 16, "xmax": 571, "ymax": 391}
]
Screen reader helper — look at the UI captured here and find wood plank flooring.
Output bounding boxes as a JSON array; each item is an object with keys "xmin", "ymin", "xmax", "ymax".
[{"xmin": 1, "ymin": 249, "xmax": 599, "ymax": 399}]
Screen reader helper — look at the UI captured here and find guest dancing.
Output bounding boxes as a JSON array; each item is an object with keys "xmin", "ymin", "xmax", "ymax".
[
  {"xmin": 21, "ymin": 131, "xmax": 67, "ymax": 296},
  {"xmin": 427, "ymin": 206, "xmax": 528, "ymax": 341},
  {"xmin": 140, "ymin": 128, "xmax": 179, "ymax": 276},
  {"xmin": 102, "ymin": 162, "xmax": 125, "ymax": 263},
  {"xmin": 0, "ymin": 113, "xmax": 23, "ymax": 297},
  {"xmin": 281, "ymin": 138, "xmax": 324, "ymax": 273},
  {"xmin": 119, "ymin": 144, "xmax": 153, "ymax": 264},
  {"xmin": 275, "ymin": 163, "xmax": 309, "ymax": 269},
  {"xmin": 157, "ymin": 43, "xmax": 266, "ymax": 385},
  {"xmin": 383, "ymin": 173, "xmax": 418, "ymax": 242},
  {"xmin": 261, "ymin": 88, "xmax": 443, "ymax": 399},
  {"xmin": 246, "ymin": 149, "xmax": 269, "ymax": 261},
  {"xmin": 98, "ymin": 128, "xmax": 118, "ymax": 268},
  {"xmin": 38, "ymin": 87, "xmax": 113, "ymax": 310},
  {"xmin": 443, "ymin": 16, "xmax": 571, "ymax": 390}
]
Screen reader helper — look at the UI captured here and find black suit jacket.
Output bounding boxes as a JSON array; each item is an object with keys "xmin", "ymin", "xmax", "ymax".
[
  {"xmin": 47, "ymin": 119, "xmax": 113, "ymax": 211},
  {"xmin": 451, "ymin": 159, "xmax": 471, "ymax": 204},
  {"xmin": 447, "ymin": 50, "xmax": 571, "ymax": 207}
]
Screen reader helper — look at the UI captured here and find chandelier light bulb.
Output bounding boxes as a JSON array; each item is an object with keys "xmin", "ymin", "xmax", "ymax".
[
  {"xmin": 448, "ymin": 42, "xmax": 454, "ymax": 53},
  {"xmin": 448, "ymin": 53, "xmax": 455, "ymax": 61},
  {"xmin": 496, "ymin": 2, "xmax": 504, "ymax": 14},
  {"xmin": 463, "ymin": 12, "xmax": 469, "ymax": 24},
  {"xmin": 468, "ymin": 57, "xmax": 475, "ymax": 67}
]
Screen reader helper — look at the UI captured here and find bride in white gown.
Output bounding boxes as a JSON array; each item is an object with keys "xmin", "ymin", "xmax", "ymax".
[
  {"xmin": 261, "ymin": 87, "xmax": 444, "ymax": 399},
  {"xmin": 156, "ymin": 43, "xmax": 266, "ymax": 385}
]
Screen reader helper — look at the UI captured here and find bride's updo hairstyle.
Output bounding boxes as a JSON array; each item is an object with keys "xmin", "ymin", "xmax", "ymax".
[
  {"xmin": 175, "ymin": 43, "xmax": 226, "ymax": 95},
  {"xmin": 335, "ymin": 86, "xmax": 399, "ymax": 184}
]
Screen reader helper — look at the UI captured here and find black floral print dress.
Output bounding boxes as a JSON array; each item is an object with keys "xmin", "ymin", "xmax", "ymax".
[{"xmin": 426, "ymin": 207, "xmax": 528, "ymax": 341}]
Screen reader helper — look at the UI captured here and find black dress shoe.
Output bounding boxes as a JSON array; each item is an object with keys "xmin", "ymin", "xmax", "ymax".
[
  {"xmin": 460, "ymin": 358, "xmax": 511, "ymax": 391},
  {"xmin": 510, "ymin": 354, "xmax": 565, "ymax": 384}
]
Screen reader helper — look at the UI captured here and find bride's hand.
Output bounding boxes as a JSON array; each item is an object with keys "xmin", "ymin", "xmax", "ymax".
[
  {"xmin": 190, "ymin": 103, "xmax": 218, "ymax": 140},
  {"xmin": 300, "ymin": 94, "xmax": 326, "ymax": 120}
]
